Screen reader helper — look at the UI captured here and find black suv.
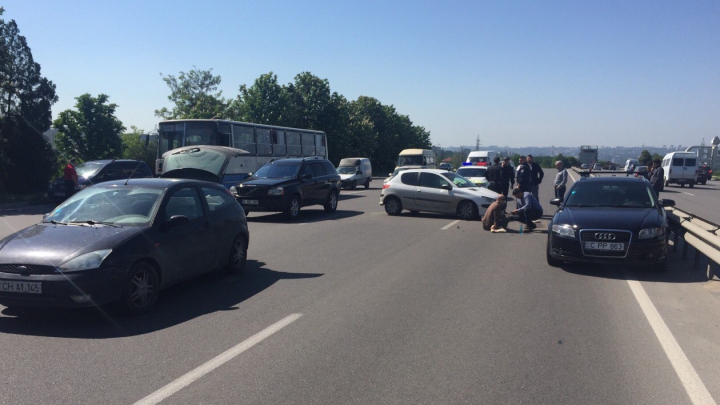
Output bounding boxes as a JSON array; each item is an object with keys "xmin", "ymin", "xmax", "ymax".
[
  {"xmin": 230, "ymin": 157, "xmax": 341, "ymax": 220},
  {"xmin": 49, "ymin": 159, "xmax": 153, "ymax": 204}
]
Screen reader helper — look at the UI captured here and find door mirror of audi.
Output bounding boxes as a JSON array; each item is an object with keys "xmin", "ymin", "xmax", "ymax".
[{"xmin": 659, "ymin": 199, "xmax": 675, "ymax": 207}]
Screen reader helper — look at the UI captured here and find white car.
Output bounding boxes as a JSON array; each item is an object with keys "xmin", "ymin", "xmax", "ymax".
[
  {"xmin": 455, "ymin": 166, "xmax": 489, "ymax": 188},
  {"xmin": 380, "ymin": 169, "xmax": 499, "ymax": 220}
]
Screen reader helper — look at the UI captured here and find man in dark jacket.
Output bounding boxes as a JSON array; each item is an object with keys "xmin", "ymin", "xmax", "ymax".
[
  {"xmin": 516, "ymin": 156, "xmax": 531, "ymax": 192},
  {"xmin": 499, "ymin": 157, "xmax": 515, "ymax": 196},
  {"xmin": 526, "ymin": 154, "xmax": 545, "ymax": 201},
  {"xmin": 649, "ymin": 159, "xmax": 664, "ymax": 194},
  {"xmin": 485, "ymin": 157, "xmax": 502, "ymax": 193}
]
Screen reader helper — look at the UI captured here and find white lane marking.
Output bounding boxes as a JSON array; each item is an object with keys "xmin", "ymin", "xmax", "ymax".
[
  {"xmin": 683, "ymin": 192, "xmax": 695, "ymax": 196},
  {"xmin": 341, "ymin": 190, "xmax": 367, "ymax": 195},
  {"xmin": 624, "ymin": 273, "xmax": 716, "ymax": 405},
  {"xmin": 442, "ymin": 220, "xmax": 461, "ymax": 230},
  {"xmin": 133, "ymin": 313, "xmax": 303, "ymax": 405}
]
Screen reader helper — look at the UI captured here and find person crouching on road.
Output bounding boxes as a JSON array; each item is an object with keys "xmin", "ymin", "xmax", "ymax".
[
  {"xmin": 510, "ymin": 187, "xmax": 543, "ymax": 232},
  {"xmin": 482, "ymin": 195, "xmax": 508, "ymax": 233}
]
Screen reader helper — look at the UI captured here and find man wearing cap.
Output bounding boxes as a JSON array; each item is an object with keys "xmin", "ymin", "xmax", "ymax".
[
  {"xmin": 499, "ymin": 157, "xmax": 514, "ymax": 196},
  {"xmin": 554, "ymin": 160, "xmax": 568, "ymax": 201},
  {"xmin": 526, "ymin": 154, "xmax": 544, "ymax": 201},
  {"xmin": 482, "ymin": 194, "xmax": 508, "ymax": 232}
]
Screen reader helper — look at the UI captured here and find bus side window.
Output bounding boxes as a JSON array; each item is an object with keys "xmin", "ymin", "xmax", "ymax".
[
  {"xmin": 315, "ymin": 133, "xmax": 327, "ymax": 158},
  {"xmin": 301, "ymin": 133, "xmax": 315, "ymax": 156},
  {"xmin": 272, "ymin": 130, "xmax": 286, "ymax": 157},
  {"xmin": 256, "ymin": 128, "xmax": 272, "ymax": 156},
  {"xmin": 233, "ymin": 125, "xmax": 256, "ymax": 154},
  {"xmin": 287, "ymin": 131, "xmax": 301, "ymax": 156}
]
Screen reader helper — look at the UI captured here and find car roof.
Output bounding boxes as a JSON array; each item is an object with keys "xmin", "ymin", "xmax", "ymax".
[
  {"xmin": 396, "ymin": 168, "xmax": 452, "ymax": 174},
  {"xmin": 81, "ymin": 159, "xmax": 146, "ymax": 165},
  {"xmin": 97, "ymin": 178, "xmax": 206, "ymax": 189},
  {"xmin": 577, "ymin": 176, "xmax": 649, "ymax": 184},
  {"xmin": 267, "ymin": 156, "xmax": 328, "ymax": 164}
]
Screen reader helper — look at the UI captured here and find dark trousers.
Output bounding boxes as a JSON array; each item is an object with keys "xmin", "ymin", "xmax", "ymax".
[
  {"xmin": 499, "ymin": 182, "xmax": 511, "ymax": 196},
  {"xmin": 517, "ymin": 208, "xmax": 542, "ymax": 229},
  {"xmin": 555, "ymin": 185, "xmax": 566, "ymax": 201}
]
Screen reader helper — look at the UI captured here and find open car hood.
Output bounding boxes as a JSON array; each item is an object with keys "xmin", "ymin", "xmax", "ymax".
[{"xmin": 161, "ymin": 168, "xmax": 221, "ymax": 183}]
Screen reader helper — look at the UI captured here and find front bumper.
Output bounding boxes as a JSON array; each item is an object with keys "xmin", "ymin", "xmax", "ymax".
[
  {"xmin": 0, "ymin": 266, "xmax": 128, "ymax": 308},
  {"xmin": 234, "ymin": 194, "xmax": 289, "ymax": 212},
  {"xmin": 547, "ymin": 234, "xmax": 667, "ymax": 264}
]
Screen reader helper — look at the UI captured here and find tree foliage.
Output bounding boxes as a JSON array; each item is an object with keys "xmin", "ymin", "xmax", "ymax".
[
  {"xmin": 53, "ymin": 93, "xmax": 125, "ymax": 162},
  {"xmin": 155, "ymin": 67, "xmax": 228, "ymax": 120},
  {"xmin": 121, "ymin": 126, "xmax": 157, "ymax": 174},
  {"xmin": 0, "ymin": 10, "xmax": 57, "ymax": 193},
  {"xmin": 638, "ymin": 150, "xmax": 653, "ymax": 165}
]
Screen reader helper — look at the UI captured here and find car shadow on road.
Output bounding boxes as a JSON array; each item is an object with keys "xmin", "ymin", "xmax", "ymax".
[
  {"xmin": 247, "ymin": 209, "xmax": 363, "ymax": 224},
  {"xmin": 0, "ymin": 260, "xmax": 322, "ymax": 338},
  {"xmin": 337, "ymin": 194, "xmax": 365, "ymax": 201}
]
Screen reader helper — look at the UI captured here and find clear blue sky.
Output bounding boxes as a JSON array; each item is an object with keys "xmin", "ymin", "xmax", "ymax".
[{"xmin": 4, "ymin": 0, "xmax": 719, "ymax": 148}]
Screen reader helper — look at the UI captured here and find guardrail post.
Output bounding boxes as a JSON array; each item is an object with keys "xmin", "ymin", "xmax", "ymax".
[
  {"xmin": 673, "ymin": 232, "xmax": 679, "ymax": 252},
  {"xmin": 682, "ymin": 238, "xmax": 689, "ymax": 259},
  {"xmin": 708, "ymin": 263, "xmax": 717, "ymax": 281},
  {"xmin": 693, "ymin": 249, "xmax": 702, "ymax": 269}
]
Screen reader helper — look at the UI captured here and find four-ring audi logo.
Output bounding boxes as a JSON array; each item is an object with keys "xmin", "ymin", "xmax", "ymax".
[{"xmin": 594, "ymin": 233, "xmax": 616, "ymax": 241}]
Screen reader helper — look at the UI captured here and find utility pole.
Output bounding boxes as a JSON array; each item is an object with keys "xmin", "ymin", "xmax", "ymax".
[{"xmin": 476, "ymin": 135, "xmax": 480, "ymax": 151}]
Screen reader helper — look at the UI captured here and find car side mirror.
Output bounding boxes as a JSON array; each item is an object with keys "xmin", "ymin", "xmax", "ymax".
[
  {"xmin": 167, "ymin": 215, "xmax": 190, "ymax": 228},
  {"xmin": 550, "ymin": 198, "xmax": 562, "ymax": 206},
  {"xmin": 441, "ymin": 183, "xmax": 452, "ymax": 190},
  {"xmin": 660, "ymin": 199, "xmax": 675, "ymax": 207}
]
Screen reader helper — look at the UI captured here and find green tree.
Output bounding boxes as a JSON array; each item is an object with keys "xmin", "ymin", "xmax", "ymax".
[
  {"xmin": 121, "ymin": 126, "xmax": 157, "ymax": 174},
  {"xmin": 54, "ymin": 93, "xmax": 125, "ymax": 162},
  {"xmin": 228, "ymin": 72, "xmax": 293, "ymax": 126},
  {"xmin": 155, "ymin": 67, "xmax": 228, "ymax": 120},
  {"xmin": 638, "ymin": 150, "xmax": 653, "ymax": 165},
  {"xmin": 0, "ymin": 9, "xmax": 58, "ymax": 193}
]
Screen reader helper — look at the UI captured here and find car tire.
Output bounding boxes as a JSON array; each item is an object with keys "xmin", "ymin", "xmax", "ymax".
[
  {"xmin": 351, "ymin": 180, "xmax": 357, "ymax": 190},
  {"xmin": 364, "ymin": 178, "xmax": 370, "ymax": 189},
  {"xmin": 324, "ymin": 191, "xmax": 338, "ymax": 212},
  {"xmin": 120, "ymin": 261, "xmax": 159, "ymax": 315},
  {"xmin": 284, "ymin": 195, "xmax": 301, "ymax": 220},
  {"xmin": 457, "ymin": 200, "xmax": 478, "ymax": 221},
  {"xmin": 384, "ymin": 196, "xmax": 402, "ymax": 216},
  {"xmin": 227, "ymin": 234, "xmax": 247, "ymax": 273}
]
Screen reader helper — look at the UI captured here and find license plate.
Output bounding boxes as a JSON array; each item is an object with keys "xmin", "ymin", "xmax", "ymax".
[
  {"xmin": 0, "ymin": 281, "xmax": 42, "ymax": 294},
  {"xmin": 241, "ymin": 200, "xmax": 259, "ymax": 205},
  {"xmin": 584, "ymin": 242, "xmax": 624, "ymax": 251}
]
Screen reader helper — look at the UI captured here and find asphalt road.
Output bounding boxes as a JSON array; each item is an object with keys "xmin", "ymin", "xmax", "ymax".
[{"xmin": 0, "ymin": 178, "xmax": 719, "ymax": 405}]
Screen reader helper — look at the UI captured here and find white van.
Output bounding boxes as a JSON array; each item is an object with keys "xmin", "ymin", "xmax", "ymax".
[
  {"xmin": 395, "ymin": 149, "xmax": 436, "ymax": 171},
  {"xmin": 624, "ymin": 159, "xmax": 639, "ymax": 173},
  {"xmin": 337, "ymin": 157, "xmax": 372, "ymax": 189},
  {"xmin": 465, "ymin": 150, "xmax": 498, "ymax": 167},
  {"xmin": 662, "ymin": 151, "xmax": 697, "ymax": 187}
]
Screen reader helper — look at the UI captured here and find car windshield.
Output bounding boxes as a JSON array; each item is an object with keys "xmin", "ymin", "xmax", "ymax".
[
  {"xmin": 163, "ymin": 148, "xmax": 226, "ymax": 176},
  {"xmin": 75, "ymin": 162, "xmax": 104, "ymax": 178},
  {"xmin": 336, "ymin": 166, "xmax": 357, "ymax": 174},
  {"xmin": 564, "ymin": 182, "xmax": 655, "ymax": 208},
  {"xmin": 44, "ymin": 186, "xmax": 163, "ymax": 225},
  {"xmin": 441, "ymin": 172, "xmax": 476, "ymax": 188},
  {"xmin": 254, "ymin": 162, "xmax": 300, "ymax": 179},
  {"xmin": 456, "ymin": 168, "xmax": 487, "ymax": 177},
  {"xmin": 397, "ymin": 155, "xmax": 424, "ymax": 166}
]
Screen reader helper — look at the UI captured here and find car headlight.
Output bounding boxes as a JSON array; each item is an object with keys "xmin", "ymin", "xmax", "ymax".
[
  {"xmin": 229, "ymin": 186, "xmax": 237, "ymax": 194},
  {"xmin": 639, "ymin": 227, "xmax": 664, "ymax": 239},
  {"xmin": 268, "ymin": 187, "xmax": 284, "ymax": 196},
  {"xmin": 551, "ymin": 224, "xmax": 576, "ymax": 239},
  {"xmin": 58, "ymin": 249, "xmax": 112, "ymax": 271},
  {"xmin": 482, "ymin": 196, "xmax": 495, "ymax": 203}
]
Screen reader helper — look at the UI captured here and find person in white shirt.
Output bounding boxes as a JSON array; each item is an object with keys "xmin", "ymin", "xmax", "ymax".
[{"xmin": 554, "ymin": 161, "xmax": 568, "ymax": 201}]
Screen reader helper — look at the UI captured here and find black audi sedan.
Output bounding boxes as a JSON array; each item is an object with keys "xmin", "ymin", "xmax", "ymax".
[
  {"xmin": 0, "ymin": 178, "xmax": 249, "ymax": 314},
  {"xmin": 546, "ymin": 177, "xmax": 675, "ymax": 268}
]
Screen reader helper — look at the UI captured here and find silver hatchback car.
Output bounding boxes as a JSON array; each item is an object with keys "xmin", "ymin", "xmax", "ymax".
[{"xmin": 380, "ymin": 169, "xmax": 499, "ymax": 220}]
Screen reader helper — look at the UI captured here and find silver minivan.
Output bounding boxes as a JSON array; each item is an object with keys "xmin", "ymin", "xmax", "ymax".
[{"xmin": 337, "ymin": 157, "xmax": 372, "ymax": 189}]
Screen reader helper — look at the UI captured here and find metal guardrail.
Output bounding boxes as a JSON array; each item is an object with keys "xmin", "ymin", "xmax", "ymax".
[{"xmin": 665, "ymin": 207, "xmax": 720, "ymax": 280}]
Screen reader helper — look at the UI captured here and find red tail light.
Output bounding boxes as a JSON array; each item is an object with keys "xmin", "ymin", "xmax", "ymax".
[{"xmin": 382, "ymin": 183, "xmax": 390, "ymax": 189}]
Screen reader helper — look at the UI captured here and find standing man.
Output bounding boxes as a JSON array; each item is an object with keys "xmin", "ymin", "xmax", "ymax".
[
  {"xmin": 516, "ymin": 156, "xmax": 531, "ymax": 193},
  {"xmin": 649, "ymin": 159, "xmax": 664, "ymax": 195},
  {"xmin": 554, "ymin": 160, "xmax": 568, "ymax": 201},
  {"xmin": 511, "ymin": 187, "xmax": 543, "ymax": 232},
  {"xmin": 526, "ymin": 154, "xmax": 544, "ymax": 201},
  {"xmin": 485, "ymin": 156, "xmax": 502, "ymax": 194},
  {"xmin": 63, "ymin": 158, "xmax": 78, "ymax": 199},
  {"xmin": 499, "ymin": 157, "xmax": 515, "ymax": 196}
]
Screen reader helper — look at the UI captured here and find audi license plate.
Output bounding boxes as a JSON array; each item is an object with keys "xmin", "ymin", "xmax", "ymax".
[
  {"xmin": 584, "ymin": 242, "xmax": 624, "ymax": 251},
  {"xmin": 0, "ymin": 281, "xmax": 42, "ymax": 294},
  {"xmin": 241, "ymin": 200, "xmax": 259, "ymax": 205}
]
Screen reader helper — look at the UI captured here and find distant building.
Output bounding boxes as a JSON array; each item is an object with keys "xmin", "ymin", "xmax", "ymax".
[{"xmin": 579, "ymin": 145, "xmax": 598, "ymax": 165}]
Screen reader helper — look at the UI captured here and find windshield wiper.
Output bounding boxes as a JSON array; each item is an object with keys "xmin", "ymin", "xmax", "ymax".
[
  {"xmin": 68, "ymin": 220, "xmax": 121, "ymax": 228},
  {"xmin": 44, "ymin": 220, "xmax": 69, "ymax": 225}
]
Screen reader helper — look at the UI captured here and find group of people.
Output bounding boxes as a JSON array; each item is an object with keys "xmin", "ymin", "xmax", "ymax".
[{"xmin": 481, "ymin": 155, "xmax": 570, "ymax": 234}]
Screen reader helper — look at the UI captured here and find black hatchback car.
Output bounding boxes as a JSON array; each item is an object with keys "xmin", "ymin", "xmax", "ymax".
[
  {"xmin": 0, "ymin": 178, "xmax": 249, "ymax": 314},
  {"xmin": 230, "ymin": 157, "xmax": 341, "ymax": 220},
  {"xmin": 546, "ymin": 177, "xmax": 675, "ymax": 268},
  {"xmin": 49, "ymin": 159, "xmax": 153, "ymax": 204}
]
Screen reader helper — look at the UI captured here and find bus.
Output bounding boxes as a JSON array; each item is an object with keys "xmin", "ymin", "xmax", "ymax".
[{"xmin": 155, "ymin": 119, "xmax": 328, "ymax": 175}]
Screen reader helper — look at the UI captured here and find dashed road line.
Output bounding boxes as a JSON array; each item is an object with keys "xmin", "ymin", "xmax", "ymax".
[
  {"xmin": 683, "ymin": 192, "xmax": 695, "ymax": 196},
  {"xmin": 442, "ymin": 220, "xmax": 461, "ymax": 230},
  {"xmin": 133, "ymin": 313, "xmax": 303, "ymax": 405}
]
